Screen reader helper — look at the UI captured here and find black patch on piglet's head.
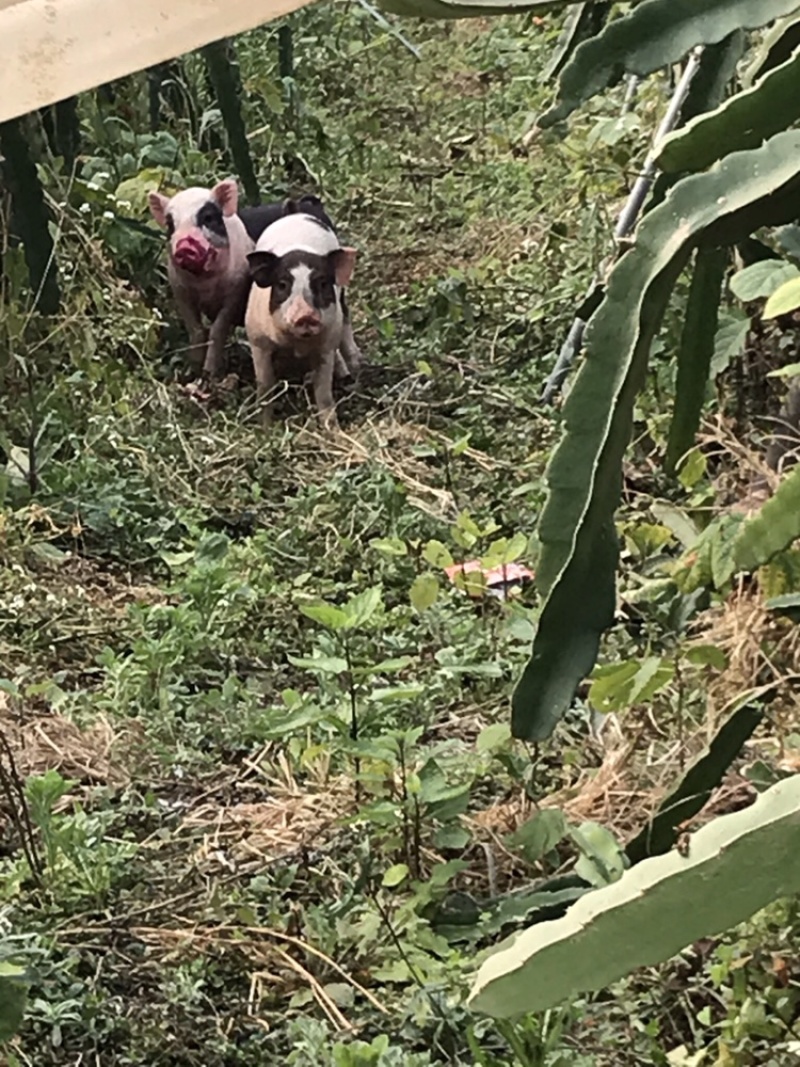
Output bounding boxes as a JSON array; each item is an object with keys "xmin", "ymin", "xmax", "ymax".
[
  {"xmin": 196, "ymin": 200, "xmax": 227, "ymax": 243},
  {"xmin": 247, "ymin": 248, "xmax": 351, "ymax": 313}
]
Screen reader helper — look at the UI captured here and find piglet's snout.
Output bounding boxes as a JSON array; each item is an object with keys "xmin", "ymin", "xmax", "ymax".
[
  {"xmin": 173, "ymin": 235, "xmax": 215, "ymax": 275},
  {"xmin": 285, "ymin": 298, "xmax": 322, "ymax": 337}
]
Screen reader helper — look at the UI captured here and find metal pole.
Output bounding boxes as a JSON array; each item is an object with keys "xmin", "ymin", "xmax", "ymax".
[{"xmin": 540, "ymin": 47, "xmax": 705, "ymax": 405}]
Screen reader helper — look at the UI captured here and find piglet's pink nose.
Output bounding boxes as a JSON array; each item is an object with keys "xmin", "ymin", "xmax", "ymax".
[{"xmin": 296, "ymin": 313, "xmax": 321, "ymax": 329}]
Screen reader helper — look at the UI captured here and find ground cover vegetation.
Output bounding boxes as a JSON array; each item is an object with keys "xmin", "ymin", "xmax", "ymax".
[{"xmin": 2, "ymin": 2, "xmax": 800, "ymax": 1064}]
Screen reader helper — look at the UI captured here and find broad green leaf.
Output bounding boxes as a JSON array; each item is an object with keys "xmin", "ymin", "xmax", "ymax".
[
  {"xmin": 539, "ymin": 0, "xmax": 800, "ymax": 130},
  {"xmin": 588, "ymin": 662, "xmax": 639, "ymax": 713},
  {"xmin": 711, "ymin": 309, "xmax": 749, "ymax": 377},
  {"xmin": 507, "ymin": 809, "xmax": 568, "ymax": 864},
  {"xmin": 571, "ymin": 821, "xmax": 626, "ymax": 887},
  {"xmin": 371, "ymin": 537, "xmax": 408, "ymax": 557},
  {"xmin": 729, "ymin": 260, "xmax": 800, "ymax": 302},
  {"xmin": 588, "ymin": 657, "xmax": 673, "ymax": 713},
  {"xmin": 344, "ymin": 586, "xmax": 383, "ymax": 628},
  {"xmin": 678, "ymin": 447, "xmax": 707, "ymax": 490},
  {"xmin": 423, "ymin": 540, "xmax": 454, "ymax": 568},
  {"xmin": 775, "ymin": 223, "xmax": 800, "ymax": 264},
  {"xmin": 469, "ymin": 775, "xmax": 800, "ymax": 1017},
  {"xmin": 286, "ymin": 654, "xmax": 348, "ymax": 674},
  {"xmin": 685, "ymin": 644, "xmax": 728, "ymax": 670},
  {"xmin": 382, "ymin": 863, "xmax": 409, "ymax": 888},
  {"xmin": 764, "ymin": 276, "xmax": 800, "ymax": 318},
  {"xmin": 666, "ymin": 246, "xmax": 728, "ymax": 475},
  {"xmin": 626, "ymin": 699, "xmax": 763, "ymax": 864},
  {"xmin": 476, "ymin": 722, "xmax": 512, "ymax": 753},
  {"xmin": 650, "ymin": 503, "xmax": 700, "ymax": 550},
  {"xmin": 481, "ymin": 884, "xmax": 590, "ymax": 938},
  {"xmin": 114, "ymin": 168, "xmax": 167, "ymax": 214},
  {"xmin": 512, "ymin": 130, "xmax": 800, "ymax": 743},
  {"xmin": 733, "ymin": 464, "xmax": 800, "ymax": 571},
  {"xmin": 299, "ymin": 603, "xmax": 349, "ymax": 630},
  {"xmin": 410, "ymin": 573, "xmax": 440, "ymax": 612},
  {"xmin": 657, "ymin": 44, "xmax": 800, "ymax": 175}
]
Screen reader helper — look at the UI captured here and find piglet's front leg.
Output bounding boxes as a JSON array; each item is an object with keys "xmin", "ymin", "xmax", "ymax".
[
  {"xmin": 311, "ymin": 350, "xmax": 339, "ymax": 432},
  {"xmin": 250, "ymin": 338, "xmax": 278, "ymax": 430},
  {"xmin": 175, "ymin": 294, "xmax": 208, "ymax": 376},
  {"xmin": 205, "ymin": 303, "xmax": 239, "ymax": 380}
]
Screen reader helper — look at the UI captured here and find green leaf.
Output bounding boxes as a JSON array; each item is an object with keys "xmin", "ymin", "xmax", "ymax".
[
  {"xmin": 344, "ymin": 585, "xmax": 383, "ymax": 628},
  {"xmin": 656, "ymin": 44, "xmax": 800, "ymax": 175},
  {"xmin": 476, "ymin": 722, "xmax": 512, "ymax": 753},
  {"xmin": 382, "ymin": 863, "xmax": 409, "ymax": 888},
  {"xmin": 433, "ymin": 824, "xmax": 471, "ymax": 851},
  {"xmin": 626, "ymin": 699, "xmax": 763, "ymax": 864},
  {"xmin": 711, "ymin": 309, "xmax": 749, "ymax": 377},
  {"xmin": 114, "ymin": 168, "xmax": 167, "ymax": 214},
  {"xmin": 371, "ymin": 537, "xmax": 408, "ymax": 557},
  {"xmin": 539, "ymin": 0, "xmax": 800, "ymax": 130},
  {"xmin": 512, "ymin": 130, "xmax": 800, "ymax": 743},
  {"xmin": 733, "ymin": 464, "xmax": 800, "ymax": 572},
  {"xmin": 571, "ymin": 821, "xmax": 626, "ymax": 887},
  {"xmin": 300, "ymin": 603, "xmax": 349, "ymax": 630},
  {"xmin": 764, "ymin": 276, "xmax": 800, "ymax": 318},
  {"xmin": 369, "ymin": 656, "xmax": 415, "ymax": 674},
  {"xmin": 650, "ymin": 503, "xmax": 700, "ymax": 550},
  {"xmin": 729, "ymin": 260, "xmax": 800, "ymax": 302},
  {"xmin": 507, "ymin": 809, "xmax": 569, "ymax": 864},
  {"xmin": 469, "ymin": 774, "xmax": 800, "ymax": 1018},
  {"xmin": 159, "ymin": 549, "xmax": 194, "ymax": 569},
  {"xmin": 685, "ymin": 644, "xmax": 727, "ymax": 670},
  {"xmin": 678, "ymin": 447, "xmax": 707, "ymax": 490},
  {"xmin": 410, "ymin": 573, "xmax": 440, "ymax": 612},
  {"xmin": 422, "ymin": 539, "xmax": 454, "ymax": 568},
  {"xmin": 195, "ymin": 532, "xmax": 230, "ymax": 563},
  {"xmin": 286, "ymin": 654, "xmax": 348, "ymax": 674},
  {"xmin": 666, "ymin": 246, "xmax": 728, "ymax": 475}
]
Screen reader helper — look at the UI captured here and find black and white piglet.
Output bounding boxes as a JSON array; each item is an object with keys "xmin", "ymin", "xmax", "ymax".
[
  {"xmin": 244, "ymin": 212, "xmax": 357, "ymax": 430},
  {"xmin": 148, "ymin": 181, "xmax": 362, "ymax": 382}
]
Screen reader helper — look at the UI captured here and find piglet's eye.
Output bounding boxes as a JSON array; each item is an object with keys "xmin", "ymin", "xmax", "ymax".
[
  {"xmin": 274, "ymin": 279, "xmax": 291, "ymax": 295},
  {"xmin": 166, "ymin": 216, "xmax": 175, "ymax": 235}
]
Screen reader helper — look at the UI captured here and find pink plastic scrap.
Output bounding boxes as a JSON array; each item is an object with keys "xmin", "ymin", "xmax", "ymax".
[{"xmin": 444, "ymin": 560, "xmax": 535, "ymax": 600}]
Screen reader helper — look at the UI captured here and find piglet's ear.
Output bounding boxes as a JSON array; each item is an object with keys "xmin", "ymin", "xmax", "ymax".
[
  {"xmin": 148, "ymin": 191, "xmax": 170, "ymax": 227},
  {"xmin": 247, "ymin": 250, "xmax": 279, "ymax": 288},
  {"xmin": 330, "ymin": 247, "xmax": 356, "ymax": 288},
  {"xmin": 212, "ymin": 179, "xmax": 239, "ymax": 217},
  {"xmin": 282, "ymin": 198, "xmax": 299, "ymax": 214}
]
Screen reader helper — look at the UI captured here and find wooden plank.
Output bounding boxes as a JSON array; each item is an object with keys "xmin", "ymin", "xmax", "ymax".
[{"xmin": 0, "ymin": 0, "xmax": 314, "ymax": 122}]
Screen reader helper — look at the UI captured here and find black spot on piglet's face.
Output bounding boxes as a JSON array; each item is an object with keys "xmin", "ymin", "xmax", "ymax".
[{"xmin": 196, "ymin": 201, "xmax": 228, "ymax": 244}]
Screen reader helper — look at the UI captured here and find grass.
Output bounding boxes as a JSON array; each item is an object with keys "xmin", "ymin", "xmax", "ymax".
[{"xmin": 2, "ymin": 6, "xmax": 800, "ymax": 1065}]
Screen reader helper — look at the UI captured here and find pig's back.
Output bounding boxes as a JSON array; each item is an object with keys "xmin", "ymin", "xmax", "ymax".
[
  {"xmin": 238, "ymin": 203, "xmax": 286, "ymax": 243},
  {"xmin": 239, "ymin": 196, "xmax": 337, "ymax": 244},
  {"xmin": 255, "ymin": 213, "xmax": 340, "ymax": 257}
]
